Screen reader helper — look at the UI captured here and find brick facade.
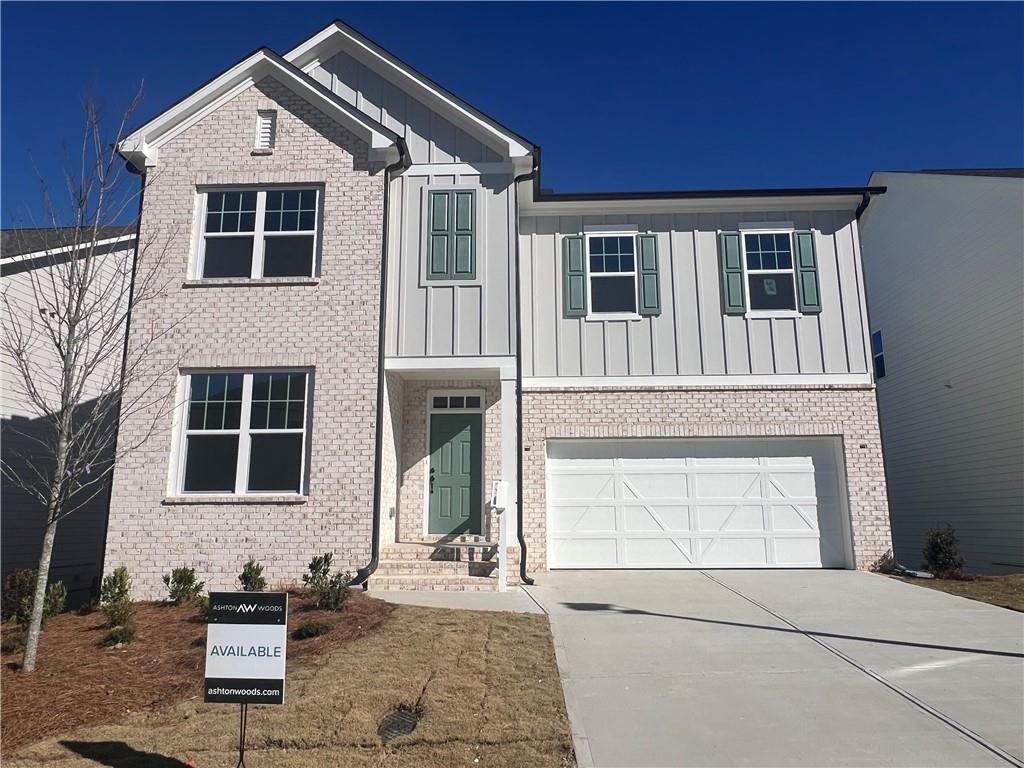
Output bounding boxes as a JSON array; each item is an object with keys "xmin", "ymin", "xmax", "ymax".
[
  {"xmin": 396, "ymin": 378, "xmax": 502, "ymax": 543},
  {"xmin": 103, "ymin": 76, "xmax": 386, "ymax": 598},
  {"xmin": 520, "ymin": 385, "xmax": 893, "ymax": 572}
]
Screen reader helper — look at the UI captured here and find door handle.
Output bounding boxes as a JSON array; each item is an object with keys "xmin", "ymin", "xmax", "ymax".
[{"xmin": 429, "ymin": 468, "xmax": 435, "ymax": 494}]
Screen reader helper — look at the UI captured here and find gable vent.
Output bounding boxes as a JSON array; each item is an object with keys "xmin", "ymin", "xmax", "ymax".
[{"xmin": 255, "ymin": 110, "xmax": 276, "ymax": 151}]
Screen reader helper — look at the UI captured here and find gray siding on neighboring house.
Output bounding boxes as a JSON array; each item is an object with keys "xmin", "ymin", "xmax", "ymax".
[
  {"xmin": 310, "ymin": 50, "xmax": 505, "ymax": 164},
  {"xmin": 519, "ymin": 210, "xmax": 871, "ymax": 378},
  {"xmin": 385, "ymin": 170, "xmax": 516, "ymax": 357},
  {"xmin": 860, "ymin": 171, "xmax": 1024, "ymax": 573}
]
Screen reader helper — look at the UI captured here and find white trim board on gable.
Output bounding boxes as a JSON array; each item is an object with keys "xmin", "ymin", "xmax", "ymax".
[{"xmin": 118, "ymin": 49, "xmax": 399, "ymax": 171}]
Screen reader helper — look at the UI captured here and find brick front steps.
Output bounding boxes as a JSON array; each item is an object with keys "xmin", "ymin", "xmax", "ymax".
[{"xmin": 370, "ymin": 540, "xmax": 517, "ymax": 592}]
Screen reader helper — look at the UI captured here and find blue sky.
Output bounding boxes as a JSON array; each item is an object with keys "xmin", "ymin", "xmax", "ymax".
[{"xmin": 2, "ymin": 2, "xmax": 1022, "ymax": 224}]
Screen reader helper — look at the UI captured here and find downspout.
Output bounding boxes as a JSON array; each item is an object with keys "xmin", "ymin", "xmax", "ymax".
[
  {"xmin": 95, "ymin": 162, "xmax": 145, "ymax": 598},
  {"xmin": 854, "ymin": 191, "xmax": 873, "ymax": 220},
  {"xmin": 352, "ymin": 137, "xmax": 410, "ymax": 588},
  {"xmin": 512, "ymin": 155, "xmax": 539, "ymax": 586}
]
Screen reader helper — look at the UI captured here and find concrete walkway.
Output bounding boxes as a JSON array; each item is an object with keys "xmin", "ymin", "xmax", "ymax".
[{"xmin": 527, "ymin": 570, "xmax": 1024, "ymax": 768}]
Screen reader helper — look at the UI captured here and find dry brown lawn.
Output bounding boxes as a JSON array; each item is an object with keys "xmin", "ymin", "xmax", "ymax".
[
  {"xmin": 3, "ymin": 596, "xmax": 575, "ymax": 767},
  {"xmin": 893, "ymin": 573, "xmax": 1024, "ymax": 612}
]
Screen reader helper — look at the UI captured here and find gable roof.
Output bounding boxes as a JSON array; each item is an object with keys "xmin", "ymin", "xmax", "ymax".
[
  {"xmin": 118, "ymin": 47, "xmax": 400, "ymax": 171},
  {"xmin": 1, "ymin": 226, "xmax": 134, "ymax": 260},
  {"xmin": 284, "ymin": 20, "xmax": 535, "ymax": 161}
]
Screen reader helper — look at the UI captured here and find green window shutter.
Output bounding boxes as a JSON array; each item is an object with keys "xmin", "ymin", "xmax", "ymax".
[
  {"xmin": 452, "ymin": 190, "xmax": 475, "ymax": 278},
  {"xmin": 427, "ymin": 190, "xmax": 475, "ymax": 280},
  {"xmin": 718, "ymin": 231, "xmax": 746, "ymax": 314},
  {"xmin": 795, "ymin": 230, "xmax": 822, "ymax": 313},
  {"xmin": 427, "ymin": 191, "xmax": 451, "ymax": 279},
  {"xmin": 636, "ymin": 234, "xmax": 662, "ymax": 316},
  {"xmin": 562, "ymin": 235, "xmax": 586, "ymax": 317}
]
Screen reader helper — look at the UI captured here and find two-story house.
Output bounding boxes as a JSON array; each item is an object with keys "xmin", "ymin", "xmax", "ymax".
[{"xmin": 105, "ymin": 20, "xmax": 893, "ymax": 597}]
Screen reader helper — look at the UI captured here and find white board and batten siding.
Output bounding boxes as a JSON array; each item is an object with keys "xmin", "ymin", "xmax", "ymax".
[
  {"xmin": 520, "ymin": 210, "xmax": 872, "ymax": 380},
  {"xmin": 860, "ymin": 171, "xmax": 1024, "ymax": 573},
  {"xmin": 308, "ymin": 51, "xmax": 518, "ymax": 359},
  {"xmin": 546, "ymin": 438, "xmax": 853, "ymax": 569}
]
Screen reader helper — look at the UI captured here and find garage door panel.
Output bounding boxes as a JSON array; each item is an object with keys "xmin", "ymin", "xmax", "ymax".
[
  {"xmin": 623, "ymin": 505, "xmax": 691, "ymax": 532},
  {"xmin": 549, "ymin": 505, "xmax": 617, "ymax": 533},
  {"xmin": 697, "ymin": 505, "xmax": 767, "ymax": 532},
  {"xmin": 624, "ymin": 537, "xmax": 694, "ymax": 566},
  {"xmin": 695, "ymin": 472, "xmax": 761, "ymax": 498},
  {"xmin": 546, "ymin": 438, "xmax": 851, "ymax": 569},
  {"xmin": 701, "ymin": 537, "xmax": 769, "ymax": 566}
]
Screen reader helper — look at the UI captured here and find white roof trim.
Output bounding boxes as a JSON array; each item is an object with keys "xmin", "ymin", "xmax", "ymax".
[
  {"xmin": 118, "ymin": 49, "xmax": 398, "ymax": 170},
  {"xmin": 285, "ymin": 22, "xmax": 533, "ymax": 160}
]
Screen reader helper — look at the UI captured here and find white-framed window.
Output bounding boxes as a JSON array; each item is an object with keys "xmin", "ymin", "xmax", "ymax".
[
  {"xmin": 178, "ymin": 370, "xmax": 310, "ymax": 495},
  {"xmin": 741, "ymin": 231, "xmax": 798, "ymax": 312},
  {"xmin": 586, "ymin": 234, "xmax": 637, "ymax": 315},
  {"xmin": 197, "ymin": 188, "xmax": 320, "ymax": 279}
]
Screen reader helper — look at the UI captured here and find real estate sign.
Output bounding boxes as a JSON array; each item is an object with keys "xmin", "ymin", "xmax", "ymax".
[{"xmin": 204, "ymin": 591, "xmax": 288, "ymax": 705}]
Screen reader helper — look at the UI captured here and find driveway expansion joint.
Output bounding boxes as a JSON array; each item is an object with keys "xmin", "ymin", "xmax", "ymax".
[{"xmin": 700, "ymin": 571, "xmax": 1024, "ymax": 768}]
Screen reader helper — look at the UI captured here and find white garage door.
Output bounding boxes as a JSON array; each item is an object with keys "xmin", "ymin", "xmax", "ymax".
[{"xmin": 546, "ymin": 438, "xmax": 851, "ymax": 569}]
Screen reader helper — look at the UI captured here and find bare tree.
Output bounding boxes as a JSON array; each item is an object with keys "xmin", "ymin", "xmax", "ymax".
[{"xmin": 2, "ymin": 92, "xmax": 181, "ymax": 672}]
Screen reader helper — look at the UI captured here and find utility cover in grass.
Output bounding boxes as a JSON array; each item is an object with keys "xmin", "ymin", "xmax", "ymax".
[{"xmin": 378, "ymin": 706, "xmax": 420, "ymax": 743}]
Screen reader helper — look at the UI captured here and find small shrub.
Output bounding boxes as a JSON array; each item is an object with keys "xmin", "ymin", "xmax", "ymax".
[
  {"xmin": 238, "ymin": 559, "xmax": 266, "ymax": 592},
  {"xmin": 2, "ymin": 569, "xmax": 36, "ymax": 622},
  {"xmin": 163, "ymin": 566, "xmax": 205, "ymax": 605},
  {"xmin": 292, "ymin": 619, "xmax": 330, "ymax": 640},
  {"xmin": 100, "ymin": 567, "xmax": 134, "ymax": 628},
  {"xmin": 1, "ymin": 630, "xmax": 26, "ymax": 654},
  {"xmin": 2, "ymin": 569, "xmax": 67, "ymax": 628},
  {"xmin": 101, "ymin": 625, "xmax": 136, "ymax": 646},
  {"xmin": 302, "ymin": 553, "xmax": 351, "ymax": 611},
  {"xmin": 922, "ymin": 524, "xmax": 966, "ymax": 578},
  {"xmin": 194, "ymin": 593, "xmax": 210, "ymax": 621}
]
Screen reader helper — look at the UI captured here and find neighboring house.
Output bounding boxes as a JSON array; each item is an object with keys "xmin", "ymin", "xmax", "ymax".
[
  {"xmin": 1, "ymin": 227, "xmax": 136, "ymax": 605},
  {"xmin": 105, "ymin": 20, "xmax": 893, "ymax": 597},
  {"xmin": 859, "ymin": 170, "xmax": 1024, "ymax": 574}
]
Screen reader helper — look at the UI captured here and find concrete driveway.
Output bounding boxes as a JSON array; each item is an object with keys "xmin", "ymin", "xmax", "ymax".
[{"xmin": 526, "ymin": 570, "xmax": 1024, "ymax": 768}]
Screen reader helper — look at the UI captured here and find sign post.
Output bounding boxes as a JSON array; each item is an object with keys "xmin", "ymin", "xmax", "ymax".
[{"xmin": 204, "ymin": 592, "xmax": 288, "ymax": 767}]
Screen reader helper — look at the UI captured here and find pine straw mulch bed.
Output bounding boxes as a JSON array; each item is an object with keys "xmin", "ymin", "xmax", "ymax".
[
  {"xmin": 893, "ymin": 572, "xmax": 1024, "ymax": 612},
  {"xmin": 1, "ymin": 591, "xmax": 393, "ymax": 752}
]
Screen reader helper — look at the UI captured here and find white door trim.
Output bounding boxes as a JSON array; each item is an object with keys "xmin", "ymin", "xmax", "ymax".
[{"xmin": 423, "ymin": 389, "xmax": 486, "ymax": 538}]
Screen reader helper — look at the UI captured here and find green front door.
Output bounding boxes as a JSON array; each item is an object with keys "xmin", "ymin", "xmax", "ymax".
[{"xmin": 428, "ymin": 412, "xmax": 482, "ymax": 535}]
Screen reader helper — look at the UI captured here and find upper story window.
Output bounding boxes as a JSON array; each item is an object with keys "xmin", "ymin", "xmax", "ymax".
[
  {"xmin": 199, "ymin": 188, "xmax": 319, "ymax": 279},
  {"xmin": 179, "ymin": 370, "xmax": 310, "ymax": 495},
  {"xmin": 871, "ymin": 331, "xmax": 886, "ymax": 379},
  {"xmin": 427, "ymin": 189, "xmax": 475, "ymax": 280},
  {"xmin": 587, "ymin": 235, "xmax": 637, "ymax": 315},
  {"xmin": 743, "ymin": 232, "xmax": 796, "ymax": 311}
]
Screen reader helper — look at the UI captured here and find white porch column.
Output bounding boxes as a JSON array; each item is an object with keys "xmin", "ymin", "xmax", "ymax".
[{"xmin": 498, "ymin": 367, "xmax": 518, "ymax": 592}]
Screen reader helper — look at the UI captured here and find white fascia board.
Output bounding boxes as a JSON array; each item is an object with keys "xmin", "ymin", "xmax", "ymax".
[
  {"xmin": 285, "ymin": 22, "xmax": 533, "ymax": 159},
  {"xmin": 118, "ymin": 50, "xmax": 397, "ymax": 169},
  {"xmin": 522, "ymin": 373, "xmax": 874, "ymax": 389},
  {"xmin": 2, "ymin": 235, "xmax": 136, "ymax": 266},
  {"xmin": 520, "ymin": 194, "xmax": 866, "ymax": 217}
]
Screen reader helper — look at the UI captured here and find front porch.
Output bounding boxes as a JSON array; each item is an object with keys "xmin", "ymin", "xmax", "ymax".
[{"xmin": 374, "ymin": 357, "xmax": 519, "ymax": 591}]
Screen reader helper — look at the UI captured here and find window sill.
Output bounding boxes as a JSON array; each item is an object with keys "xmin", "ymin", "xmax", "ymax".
[
  {"xmin": 250, "ymin": 148, "xmax": 273, "ymax": 156},
  {"xmin": 162, "ymin": 494, "xmax": 308, "ymax": 505},
  {"xmin": 182, "ymin": 277, "xmax": 319, "ymax": 288},
  {"xmin": 584, "ymin": 312, "xmax": 643, "ymax": 322},
  {"xmin": 744, "ymin": 310, "xmax": 803, "ymax": 319}
]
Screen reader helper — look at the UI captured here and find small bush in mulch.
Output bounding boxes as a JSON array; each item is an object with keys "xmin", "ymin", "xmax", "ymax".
[
  {"xmin": 101, "ymin": 625, "xmax": 136, "ymax": 647},
  {"xmin": 2, "ymin": 569, "xmax": 68, "ymax": 628},
  {"xmin": 1, "ymin": 629, "xmax": 26, "ymax": 653},
  {"xmin": 162, "ymin": 566, "xmax": 205, "ymax": 605},
  {"xmin": 100, "ymin": 567, "xmax": 134, "ymax": 628},
  {"xmin": 238, "ymin": 558, "xmax": 267, "ymax": 591},
  {"xmin": 0, "ymin": 591, "xmax": 394, "ymax": 751},
  {"xmin": 922, "ymin": 524, "xmax": 967, "ymax": 578},
  {"xmin": 302, "ymin": 553, "xmax": 351, "ymax": 611},
  {"xmin": 292, "ymin": 619, "xmax": 330, "ymax": 640}
]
